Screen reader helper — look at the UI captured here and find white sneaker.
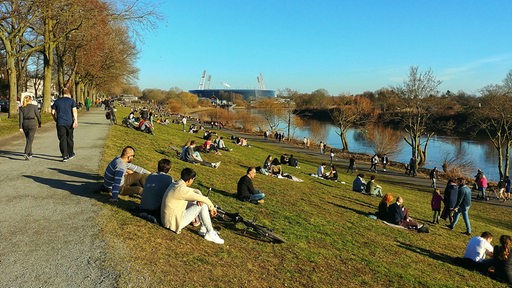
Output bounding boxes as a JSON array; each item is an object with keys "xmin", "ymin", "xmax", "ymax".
[
  {"xmin": 204, "ymin": 231, "xmax": 224, "ymax": 244},
  {"xmin": 212, "ymin": 161, "xmax": 221, "ymax": 169},
  {"xmin": 198, "ymin": 226, "xmax": 207, "ymax": 236}
]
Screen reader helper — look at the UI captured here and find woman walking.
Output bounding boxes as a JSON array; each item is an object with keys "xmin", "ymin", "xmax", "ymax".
[{"xmin": 19, "ymin": 95, "xmax": 41, "ymax": 160}]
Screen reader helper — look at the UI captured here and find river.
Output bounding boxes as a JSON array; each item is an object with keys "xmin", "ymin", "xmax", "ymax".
[{"xmin": 287, "ymin": 119, "xmax": 502, "ymax": 182}]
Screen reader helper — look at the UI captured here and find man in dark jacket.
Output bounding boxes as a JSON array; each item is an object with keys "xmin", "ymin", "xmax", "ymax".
[
  {"xmin": 447, "ymin": 178, "xmax": 472, "ymax": 235},
  {"xmin": 387, "ymin": 196, "xmax": 419, "ymax": 229},
  {"xmin": 237, "ymin": 167, "xmax": 265, "ymax": 204}
]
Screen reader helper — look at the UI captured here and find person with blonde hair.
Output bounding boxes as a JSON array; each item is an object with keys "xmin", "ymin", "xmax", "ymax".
[{"xmin": 18, "ymin": 95, "xmax": 41, "ymax": 160}]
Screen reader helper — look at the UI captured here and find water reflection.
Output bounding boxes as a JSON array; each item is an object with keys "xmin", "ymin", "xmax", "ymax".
[{"xmin": 292, "ymin": 119, "xmax": 502, "ymax": 182}]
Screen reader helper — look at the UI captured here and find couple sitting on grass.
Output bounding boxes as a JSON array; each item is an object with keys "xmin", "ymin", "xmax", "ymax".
[
  {"xmin": 456, "ymin": 231, "xmax": 512, "ymax": 284},
  {"xmin": 376, "ymin": 193, "xmax": 422, "ymax": 230},
  {"xmin": 352, "ymin": 174, "xmax": 382, "ymax": 197},
  {"xmin": 313, "ymin": 163, "xmax": 338, "ymax": 181}
]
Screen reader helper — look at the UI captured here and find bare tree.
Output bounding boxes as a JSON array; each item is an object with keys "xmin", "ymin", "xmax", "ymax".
[
  {"xmin": 255, "ymin": 98, "xmax": 284, "ymax": 132},
  {"xmin": 475, "ymin": 82, "xmax": 512, "ymax": 179},
  {"xmin": 365, "ymin": 125, "xmax": 402, "ymax": 156},
  {"xmin": 0, "ymin": 0, "xmax": 41, "ymax": 117},
  {"xmin": 393, "ymin": 66, "xmax": 441, "ymax": 167},
  {"xmin": 329, "ymin": 95, "xmax": 373, "ymax": 152}
]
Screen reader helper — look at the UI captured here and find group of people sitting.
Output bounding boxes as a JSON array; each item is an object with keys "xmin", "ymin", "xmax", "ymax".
[
  {"xmin": 100, "ymin": 146, "xmax": 273, "ymax": 245},
  {"xmin": 123, "ymin": 110, "xmax": 154, "ymax": 134},
  {"xmin": 257, "ymin": 154, "xmax": 302, "ymax": 181},
  {"xmin": 352, "ymin": 174, "xmax": 383, "ymax": 197},
  {"xmin": 456, "ymin": 231, "xmax": 512, "ymax": 284}
]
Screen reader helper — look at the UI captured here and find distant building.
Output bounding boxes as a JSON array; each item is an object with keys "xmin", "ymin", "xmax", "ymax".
[
  {"xmin": 119, "ymin": 94, "xmax": 138, "ymax": 102},
  {"xmin": 189, "ymin": 89, "xmax": 275, "ymax": 101}
]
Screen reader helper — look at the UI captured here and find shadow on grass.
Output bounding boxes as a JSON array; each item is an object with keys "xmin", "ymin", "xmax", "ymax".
[
  {"xmin": 196, "ymin": 182, "xmax": 236, "ymax": 199},
  {"xmin": 327, "ymin": 201, "xmax": 368, "ymax": 216},
  {"xmin": 340, "ymin": 194, "xmax": 377, "ymax": 210},
  {"xmin": 397, "ymin": 241, "xmax": 455, "ymax": 265}
]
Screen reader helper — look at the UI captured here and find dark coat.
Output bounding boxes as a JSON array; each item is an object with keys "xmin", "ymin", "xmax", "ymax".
[
  {"xmin": 443, "ymin": 183, "xmax": 458, "ymax": 209},
  {"xmin": 387, "ymin": 202, "xmax": 404, "ymax": 225}
]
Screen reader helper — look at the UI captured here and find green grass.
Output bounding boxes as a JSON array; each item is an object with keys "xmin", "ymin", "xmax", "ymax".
[
  {"xmin": 95, "ymin": 107, "xmax": 509, "ymax": 287},
  {"xmin": 0, "ymin": 112, "xmax": 54, "ymax": 137}
]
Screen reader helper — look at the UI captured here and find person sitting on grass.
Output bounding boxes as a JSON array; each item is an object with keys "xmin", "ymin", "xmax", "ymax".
[
  {"xmin": 456, "ymin": 231, "xmax": 494, "ymax": 273},
  {"xmin": 324, "ymin": 165, "xmax": 338, "ymax": 181},
  {"xmin": 288, "ymin": 154, "xmax": 299, "ymax": 168},
  {"xmin": 134, "ymin": 158, "xmax": 174, "ymax": 224},
  {"xmin": 215, "ymin": 136, "xmax": 231, "ymax": 151},
  {"xmin": 161, "ymin": 168, "xmax": 224, "ymax": 244},
  {"xmin": 270, "ymin": 158, "xmax": 282, "ymax": 176},
  {"xmin": 377, "ymin": 193, "xmax": 393, "ymax": 220},
  {"xmin": 365, "ymin": 175, "xmax": 383, "ymax": 197},
  {"xmin": 387, "ymin": 196, "xmax": 420, "ymax": 229},
  {"xmin": 102, "ymin": 146, "xmax": 151, "ymax": 203},
  {"xmin": 352, "ymin": 174, "xmax": 366, "ymax": 192},
  {"xmin": 184, "ymin": 140, "xmax": 221, "ymax": 169},
  {"xmin": 202, "ymin": 135, "xmax": 221, "ymax": 155},
  {"xmin": 491, "ymin": 235, "xmax": 512, "ymax": 284},
  {"xmin": 237, "ymin": 167, "xmax": 265, "ymax": 204},
  {"xmin": 317, "ymin": 163, "xmax": 327, "ymax": 177}
]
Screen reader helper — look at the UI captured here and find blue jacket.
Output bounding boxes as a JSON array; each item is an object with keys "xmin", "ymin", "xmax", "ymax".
[{"xmin": 455, "ymin": 185, "xmax": 472, "ymax": 209}]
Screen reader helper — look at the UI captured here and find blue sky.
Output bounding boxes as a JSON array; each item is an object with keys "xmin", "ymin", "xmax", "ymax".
[{"xmin": 135, "ymin": 1, "xmax": 512, "ymax": 95}]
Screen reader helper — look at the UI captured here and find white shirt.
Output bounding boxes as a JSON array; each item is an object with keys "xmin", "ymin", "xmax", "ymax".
[
  {"xmin": 317, "ymin": 165, "xmax": 325, "ymax": 177},
  {"xmin": 463, "ymin": 236, "xmax": 493, "ymax": 262}
]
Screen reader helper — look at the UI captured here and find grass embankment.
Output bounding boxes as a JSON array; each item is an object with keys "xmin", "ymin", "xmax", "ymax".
[
  {"xmin": 0, "ymin": 112, "xmax": 54, "ymax": 138},
  {"xmin": 97, "ymin": 107, "xmax": 510, "ymax": 287}
]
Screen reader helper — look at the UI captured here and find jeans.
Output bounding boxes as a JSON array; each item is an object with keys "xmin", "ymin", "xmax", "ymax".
[
  {"xmin": 180, "ymin": 202, "xmax": 214, "ymax": 233},
  {"xmin": 479, "ymin": 187, "xmax": 486, "ymax": 198},
  {"xmin": 250, "ymin": 191, "xmax": 265, "ymax": 201},
  {"xmin": 452, "ymin": 206, "xmax": 471, "ymax": 233}
]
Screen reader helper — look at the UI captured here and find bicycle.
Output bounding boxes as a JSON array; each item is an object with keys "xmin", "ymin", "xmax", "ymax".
[{"xmin": 213, "ymin": 205, "xmax": 286, "ymax": 244}]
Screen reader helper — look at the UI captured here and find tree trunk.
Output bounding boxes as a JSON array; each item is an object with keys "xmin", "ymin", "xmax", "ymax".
[
  {"xmin": 6, "ymin": 52, "xmax": 18, "ymax": 118},
  {"xmin": 42, "ymin": 16, "xmax": 55, "ymax": 113},
  {"xmin": 340, "ymin": 132, "xmax": 349, "ymax": 152}
]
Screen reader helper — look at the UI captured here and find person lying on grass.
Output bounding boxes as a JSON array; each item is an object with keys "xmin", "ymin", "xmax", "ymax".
[
  {"xmin": 103, "ymin": 146, "xmax": 151, "ymax": 203},
  {"xmin": 237, "ymin": 167, "xmax": 265, "ymax": 204},
  {"xmin": 161, "ymin": 167, "xmax": 224, "ymax": 244}
]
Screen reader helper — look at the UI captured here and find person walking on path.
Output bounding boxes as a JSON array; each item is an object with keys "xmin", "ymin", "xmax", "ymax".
[
  {"xmin": 51, "ymin": 88, "xmax": 78, "ymax": 162},
  {"xmin": 447, "ymin": 178, "xmax": 472, "ymax": 235},
  {"xmin": 18, "ymin": 95, "xmax": 41, "ymax": 160},
  {"xmin": 347, "ymin": 155, "xmax": 356, "ymax": 173},
  {"xmin": 0, "ymin": 109, "xmax": 117, "ymax": 287}
]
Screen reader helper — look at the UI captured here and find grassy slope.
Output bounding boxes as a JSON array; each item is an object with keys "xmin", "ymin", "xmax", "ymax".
[
  {"xmin": 97, "ymin": 108, "xmax": 510, "ymax": 288},
  {"xmin": 0, "ymin": 112, "xmax": 54, "ymax": 138}
]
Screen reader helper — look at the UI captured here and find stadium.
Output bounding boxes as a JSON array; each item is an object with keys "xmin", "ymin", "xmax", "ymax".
[{"xmin": 188, "ymin": 71, "xmax": 275, "ymax": 101}]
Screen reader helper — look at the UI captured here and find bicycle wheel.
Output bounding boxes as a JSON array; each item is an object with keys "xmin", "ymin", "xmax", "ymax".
[{"xmin": 251, "ymin": 224, "xmax": 285, "ymax": 244}]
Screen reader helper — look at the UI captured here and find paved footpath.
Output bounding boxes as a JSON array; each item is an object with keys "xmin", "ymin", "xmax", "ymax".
[{"xmin": 0, "ymin": 109, "xmax": 118, "ymax": 287}]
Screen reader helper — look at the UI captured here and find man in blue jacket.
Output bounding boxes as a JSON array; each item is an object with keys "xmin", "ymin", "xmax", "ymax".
[{"xmin": 447, "ymin": 178, "xmax": 472, "ymax": 235}]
